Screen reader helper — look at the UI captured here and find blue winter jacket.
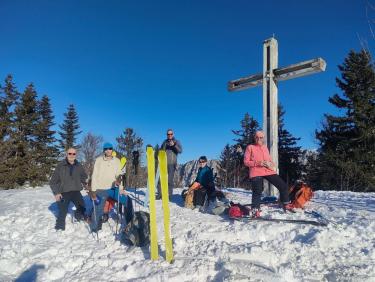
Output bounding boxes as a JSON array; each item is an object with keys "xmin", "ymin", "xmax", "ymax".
[{"xmin": 195, "ymin": 166, "xmax": 215, "ymax": 193}]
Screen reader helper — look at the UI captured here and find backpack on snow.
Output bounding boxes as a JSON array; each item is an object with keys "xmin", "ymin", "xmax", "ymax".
[
  {"xmin": 228, "ymin": 203, "xmax": 250, "ymax": 218},
  {"xmin": 289, "ymin": 182, "xmax": 314, "ymax": 209},
  {"xmin": 121, "ymin": 211, "xmax": 150, "ymax": 247}
]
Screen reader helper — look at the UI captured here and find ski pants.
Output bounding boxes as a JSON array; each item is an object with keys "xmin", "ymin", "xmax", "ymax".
[
  {"xmin": 56, "ymin": 191, "xmax": 85, "ymax": 229},
  {"xmin": 250, "ymin": 174, "xmax": 289, "ymax": 209},
  {"xmin": 90, "ymin": 187, "xmax": 132, "ymax": 231},
  {"xmin": 157, "ymin": 164, "xmax": 176, "ymax": 197}
]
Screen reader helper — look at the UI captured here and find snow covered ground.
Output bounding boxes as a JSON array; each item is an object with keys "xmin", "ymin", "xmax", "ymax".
[{"xmin": 0, "ymin": 186, "xmax": 375, "ymax": 282}]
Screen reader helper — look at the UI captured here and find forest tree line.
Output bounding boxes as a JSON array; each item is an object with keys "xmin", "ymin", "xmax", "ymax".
[{"xmin": 0, "ymin": 49, "xmax": 374, "ymax": 191}]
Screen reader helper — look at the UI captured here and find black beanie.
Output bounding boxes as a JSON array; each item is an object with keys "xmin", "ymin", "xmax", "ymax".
[{"xmin": 199, "ymin": 156, "xmax": 208, "ymax": 162}]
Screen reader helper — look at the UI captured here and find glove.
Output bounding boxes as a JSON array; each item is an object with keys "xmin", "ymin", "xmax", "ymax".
[
  {"xmin": 89, "ymin": 191, "xmax": 101, "ymax": 205},
  {"xmin": 190, "ymin": 182, "xmax": 201, "ymax": 190},
  {"xmin": 93, "ymin": 195, "xmax": 101, "ymax": 206}
]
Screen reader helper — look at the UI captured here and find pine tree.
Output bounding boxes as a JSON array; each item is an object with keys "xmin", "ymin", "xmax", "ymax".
[
  {"xmin": 218, "ymin": 113, "xmax": 260, "ymax": 188},
  {"xmin": 0, "ymin": 75, "xmax": 19, "ymax": 141},
  {"xmin": 278, "ymin": 104, "xmax": 303, "ymax": 185},
  {"xmin": 34, "ymin": 95, "xmax": 59, "ymax": 183},
  {"xmin": 0, "ymin": 75, "xmax": 20, "ymax": 188},
  {"xmin": 58, "ymin": 104, "xmax": 82, "ymax": 151},
  {"xmin": 232, "ymin": 113, "xmax": 260, "ymax": 150},
  {"xmin": 116, "ymin": 128, "xmax": 144, "ymax": 187},
  {"xmin": 232, "ymin": 113, "xmax": 260, "ymax": 187},
  {"xmin": 10, "ymin": 84, "xmax": 40, "ymax": 187},
  {"xmin": 218, "ymin": 144, "xmax": 236, "ymax": 187},
  {"xmin": 314, "ymin": 50, "xmax": 375, "ymax": 191}
]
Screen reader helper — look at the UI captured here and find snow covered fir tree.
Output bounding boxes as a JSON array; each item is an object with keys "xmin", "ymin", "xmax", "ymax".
[{"xmin": 309, "ymin": 50, "xmax": 375, "ymax": 192}]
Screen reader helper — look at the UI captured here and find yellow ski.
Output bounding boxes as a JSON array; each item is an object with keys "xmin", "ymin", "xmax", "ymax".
[
  {"xmin": 158, "ymin": 150, "xmax": 174, "ymax": 263},
  {"xmin": 120, "ymin": 156, "xmax": 126, "ymax": 167},
  {"xmin": 146, "ymin": 146, "xmax": 158, "ymax": 260}
]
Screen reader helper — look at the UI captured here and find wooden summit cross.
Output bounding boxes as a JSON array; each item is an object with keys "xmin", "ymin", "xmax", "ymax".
[{"xmin": 228, "ymin": 37, "xmax": 326, "ymax": 195}]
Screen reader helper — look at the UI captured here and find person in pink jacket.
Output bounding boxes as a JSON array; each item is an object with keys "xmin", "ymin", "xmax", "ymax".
[{"xmin": 244, "ymin": 131, "xmax": 292, "ymax": 217}]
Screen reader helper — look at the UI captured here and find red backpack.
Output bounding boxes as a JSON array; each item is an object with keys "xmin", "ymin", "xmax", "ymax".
[
  {"xmin": 289, "ymin": 182, "xmax": 314, "ymax": 209},
  {"xmin": 228, "ymin": 203, "xmax": 250, "ymax": 218}
]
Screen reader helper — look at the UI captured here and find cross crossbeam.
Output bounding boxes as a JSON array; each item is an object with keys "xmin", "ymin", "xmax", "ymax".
[{"xmin": 228, "ymin": 58, "xmax": 326, "ymax": 91}]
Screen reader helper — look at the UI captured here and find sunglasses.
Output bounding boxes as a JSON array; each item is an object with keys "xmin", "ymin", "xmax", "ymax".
[
  {"xmin": 167, "ymin": 133, "xmax": 173, "ymax": 136},
  {"xmin": 68, "ymin": 153, "xmax": 76, "ymax": 156},
  {"xmin": 104, "ymin": 148, "xmax": 113, "ymax": 151}
]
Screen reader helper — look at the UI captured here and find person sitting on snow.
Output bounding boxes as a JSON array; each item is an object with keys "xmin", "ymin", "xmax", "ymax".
[
  {"xmin": 244, "ymin": 131, "xmax": 293, "ymax": 218},
  {"xmin": 184, "ymin": 156, "xmax": 216, "ymax": 210},
  {"xmin": 90, "ymin": 142, "xmax": 131, "ymax": 232}
]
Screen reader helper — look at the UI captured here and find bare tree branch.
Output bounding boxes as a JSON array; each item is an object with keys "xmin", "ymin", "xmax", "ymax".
[{"xmin": 80, "ymin": 132, "xmax": 103, "ymax": 180}]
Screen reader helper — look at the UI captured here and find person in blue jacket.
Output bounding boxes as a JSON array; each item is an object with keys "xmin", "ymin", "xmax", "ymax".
[{"xmin": 186, "ymin": 156, "xmax": 216, "ymax": 208}]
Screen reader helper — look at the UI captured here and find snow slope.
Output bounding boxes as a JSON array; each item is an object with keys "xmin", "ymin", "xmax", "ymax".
[{"xmin": 0, "ymin": 186, "xmax": 374, "ymax": 281}]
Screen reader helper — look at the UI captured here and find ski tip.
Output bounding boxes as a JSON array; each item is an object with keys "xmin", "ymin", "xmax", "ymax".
[{"xmin": 120, "ymin": 156, "xmax": 127, "ymax": 164}]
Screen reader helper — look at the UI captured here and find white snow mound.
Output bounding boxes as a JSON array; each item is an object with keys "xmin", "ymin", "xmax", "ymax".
[{"xmin": 0, "ymin": 186, "xmax": 374, "ymax": 281}]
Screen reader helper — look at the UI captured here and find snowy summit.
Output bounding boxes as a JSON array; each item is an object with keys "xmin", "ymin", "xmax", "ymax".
[{"xmin": 0, "ymin": 186, "xmax": 374, "ymax": 281}]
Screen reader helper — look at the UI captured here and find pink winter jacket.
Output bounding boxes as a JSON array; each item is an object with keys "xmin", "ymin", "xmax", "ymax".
[{"xmin": 244, "ymin": 144, "xmax": 276, "ymax": 178}]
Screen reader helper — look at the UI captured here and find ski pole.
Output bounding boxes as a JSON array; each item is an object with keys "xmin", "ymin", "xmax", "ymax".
[
  {"xmin": 115, "ymin": 186, "xmax": 120, "ymax": 235},
  {"xmin": 128, "ymin": 194, "xmax": 144, "ymax": 206},
  {"xmin": 92, "ymin": 199, "xmax": 99, "ymax": 241},
  {"xmin": 71, "ymin": 205, "xmax": 76, "ymax": 224}
]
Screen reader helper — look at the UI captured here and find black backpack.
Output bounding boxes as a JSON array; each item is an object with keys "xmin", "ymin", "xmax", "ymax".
[{"xmin": 122, "ymin": 211, "xmax": 150, "ymax": 247}]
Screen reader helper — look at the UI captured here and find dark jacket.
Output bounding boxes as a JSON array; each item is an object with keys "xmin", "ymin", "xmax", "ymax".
[
  {"xmin": 49, "ymin": 159, "xmax": 87, "ymax": 195},
  {"xmin": 195, "ymin": 166, "xmax": 215, "ymax": 194},
  {"xmin": 161, "ymin": 138, "xmax": 182, "ymax": 166}
]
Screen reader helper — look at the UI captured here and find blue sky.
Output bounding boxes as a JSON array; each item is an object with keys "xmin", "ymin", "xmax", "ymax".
[{"xmin": 0, "ymin": 0, "xmax": 372, "ymax": 163}]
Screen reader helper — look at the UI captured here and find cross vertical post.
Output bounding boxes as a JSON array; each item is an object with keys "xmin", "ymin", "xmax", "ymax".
[{"xmin": 263, "ymin": 38, "xmax": 278, "ymax": 196}]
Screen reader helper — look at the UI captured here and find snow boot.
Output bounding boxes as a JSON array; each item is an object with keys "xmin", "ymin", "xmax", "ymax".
[
  {"xmin": 55, "ymin": 224, "xmax": 65, "ymax": 231},
  {"xmin": 283, "ymin": 203, "xmax": 295, "ymax": 212},
  {"xmin": 101, "ymin": 213, "xmax": 109, "ymax": 223},
  {"xmin": 251, "ymin": 209, "xmax": 261, "ymax": 218}
]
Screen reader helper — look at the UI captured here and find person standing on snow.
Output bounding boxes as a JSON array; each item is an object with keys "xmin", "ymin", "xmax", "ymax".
[
  {"xmin": 90, "ymin": 142, "xmax": 124, "ymax": 232},
  {"xmin": 244, "ymin": 131, "xmax": 292, "ymax": 218},
  {"xmin": 50, "ymin": 147, "xmax": 88, "ymax": 231},
  {"xmin": 157, "ymin": 129, "xmax": 182, "ymax": 199}
]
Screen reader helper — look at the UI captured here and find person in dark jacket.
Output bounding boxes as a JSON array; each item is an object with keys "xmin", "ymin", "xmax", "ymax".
[
  {"xmin": 157, "ymin": 129, "xmax": 182, "ymax": 198},
  {"xmin": 50, "ymin": 147, "xmax": 88, "ymax": 231},
  {"xmin": 185, "ymin": 156, "xmax": 215, "ymax": 209}
]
